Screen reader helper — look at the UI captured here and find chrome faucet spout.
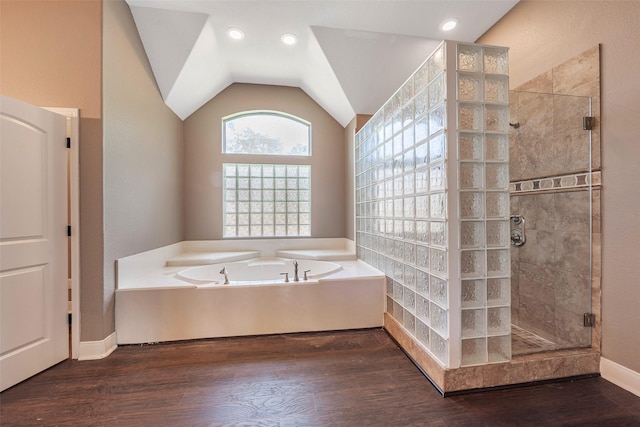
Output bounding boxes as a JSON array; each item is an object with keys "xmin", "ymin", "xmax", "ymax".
[
  {"xmin": 293, "ymin": 259, "xmax": 299, "ymax": 282},
  {"xmin": 219, "ymin": 267, "xmax": 229, "ymax": 285}
]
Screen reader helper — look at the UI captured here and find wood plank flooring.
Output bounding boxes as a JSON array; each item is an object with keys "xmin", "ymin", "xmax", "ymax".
[{"xmin": 2, "ymin": 329, "xmax": 639, "ymax": 426}]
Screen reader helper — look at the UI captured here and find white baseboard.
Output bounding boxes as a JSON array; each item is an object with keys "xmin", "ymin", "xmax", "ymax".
[
  {"xmin": 77, "ymin": 332, "xmax": 117, "ymax": 360},
  {"xmin": 601, "ymin": 357, "xmax": 640, "ymax": 397}
]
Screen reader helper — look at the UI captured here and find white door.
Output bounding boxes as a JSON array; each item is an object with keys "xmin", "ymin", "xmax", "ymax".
[{"xmin": 0, "ymin": 95, "xmax": 68, "ymax": 391}]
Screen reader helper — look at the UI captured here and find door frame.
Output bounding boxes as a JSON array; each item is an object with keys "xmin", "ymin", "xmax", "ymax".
[{"xmin": 43, "ymin": 107, "xmax": 80, "ymax": 359}]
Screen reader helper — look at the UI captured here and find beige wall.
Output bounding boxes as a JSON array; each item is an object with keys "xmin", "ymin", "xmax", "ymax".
[
  {"xmin": 1, "ymin": 0, "xmax": 105, "ymax": 341},
  {"xmin": 102, "ymin": 1, "xmax": 184, "ymax": 337},
  {"xmin": 184, "ymin": 83, "xmax": 346, "ymax": 239},
  {"xmin": 1, "ymin": 0, "xmax": 184, "ymax": 341},
  {"xmin": 479, "ymin": 0, "xmax": 640, "ymax": 373}
]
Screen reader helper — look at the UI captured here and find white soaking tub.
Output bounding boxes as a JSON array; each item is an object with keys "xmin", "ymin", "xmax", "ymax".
[{"xmin": 115, "ymin": 239, "xmax": 385, "ymax": 344}]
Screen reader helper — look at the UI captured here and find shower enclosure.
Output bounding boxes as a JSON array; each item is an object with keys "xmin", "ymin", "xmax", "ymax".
[
  {"xmin": 355, "ymin": 42, "xmax": 600, "ymax": 391},
  {"xmin": 508, "ymin": 48, "xmax": 598, "ymax": 355}
]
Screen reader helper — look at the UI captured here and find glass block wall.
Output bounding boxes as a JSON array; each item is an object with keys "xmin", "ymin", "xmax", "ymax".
[
  {"xmin": 223, "ymin": 163, "xmax": 311, "ymax": 237},
  {"xmin": 355, "ymin": 41, "xmax": 511, "ymax": 368}
]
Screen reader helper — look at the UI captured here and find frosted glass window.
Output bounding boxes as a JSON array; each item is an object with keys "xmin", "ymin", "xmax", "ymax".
[
  {"xmin": 224, "ymin": 164, "xmax": 311, "ymax": 237},
  {"xmin": 223, "ymin": 111, "xmax": 311, "ymax": 155}
]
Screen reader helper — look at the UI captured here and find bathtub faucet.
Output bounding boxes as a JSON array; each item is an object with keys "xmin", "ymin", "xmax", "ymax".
[
  {"xmin": 219, "ymin": 267, "xmax": 229, "ymax": 285},
  {"xmin": 293, "ymin": 259, "xmax": 299, "ymax": 282}
]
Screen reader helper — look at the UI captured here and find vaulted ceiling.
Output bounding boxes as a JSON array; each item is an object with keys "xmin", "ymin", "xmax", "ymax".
[{"xmin": 126, "ymin": 0, "xmax": 518, "ymax": 126}]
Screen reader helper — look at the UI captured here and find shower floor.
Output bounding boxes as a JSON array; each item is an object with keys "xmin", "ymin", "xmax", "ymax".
[{"xmin": 511, "ymin": 324, "xmax": 557, "ymax": 356}]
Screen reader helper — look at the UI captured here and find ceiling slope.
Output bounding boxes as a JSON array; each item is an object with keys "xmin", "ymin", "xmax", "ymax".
[{"xmin": 126, "ymin": 1, "xmax": 518, "ymax": 126}]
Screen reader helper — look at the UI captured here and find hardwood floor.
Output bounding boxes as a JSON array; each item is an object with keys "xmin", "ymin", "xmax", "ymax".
[{"xmin": 2, "ymin": 329, "xmax": 639, "ymax": 426}]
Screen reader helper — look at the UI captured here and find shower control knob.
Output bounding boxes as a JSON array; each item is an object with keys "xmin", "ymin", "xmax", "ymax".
[{"xmin": 511, "ymin": 229, "xmax": 525, "ymax": 247}]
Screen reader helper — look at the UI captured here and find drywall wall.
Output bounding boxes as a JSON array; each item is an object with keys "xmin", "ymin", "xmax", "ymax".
[
  {"xmin": 103, "ymin": 0, "xmax": 184, "ymax": 336},
  {"xmin": 0, "ymin": 0, "xmax": 105, "ymax": 341},
  {"xmin": 478, "ymin": 0, "xmax": 640, "ymax": 373},
  {"xmin": 184, "ymin": 83, "xmax": 346, "ymax": 239}
]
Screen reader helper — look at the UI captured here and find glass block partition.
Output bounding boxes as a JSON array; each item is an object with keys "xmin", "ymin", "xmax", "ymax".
[
  {"xmin": 355, "ymin": 41, "xmax": 511, "ymax": 368},
  {"xmin": 223, "ymin": 163, "xmax": 311, "ymax": 237}
]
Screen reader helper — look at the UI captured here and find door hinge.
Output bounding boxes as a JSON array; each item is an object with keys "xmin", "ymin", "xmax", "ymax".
[
  {"xmin": 583, "ymin": 313, "xmax": 596, "ymax": 327},
  {"xmin": 67, "ymin": 225, "xmax": 72, "ymax": 237},
  {"xmin": 66, "ymin": 137, "xmax": 71, "ymax": 149},
  {"xmin": 583, "ymin": 116, "xmax": 595, "ymax": 131}
]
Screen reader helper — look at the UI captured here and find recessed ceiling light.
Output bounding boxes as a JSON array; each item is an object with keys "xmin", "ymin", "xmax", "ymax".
[
  {"xmin": 440, "ymin": 19, "xmax": 458, "ymax": 32},
  {"xmin": 281, "ymin": 33, "xmax": 298, "ymax": 46},
  {"xmin": 227, "ymin": 28, "xmax": 245, "ymax": 40}
]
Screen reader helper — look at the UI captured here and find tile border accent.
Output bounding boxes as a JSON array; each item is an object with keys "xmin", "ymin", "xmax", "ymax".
[{"xmin": 510, "ymin": 171, "xmax": 601, "ymax": 194}]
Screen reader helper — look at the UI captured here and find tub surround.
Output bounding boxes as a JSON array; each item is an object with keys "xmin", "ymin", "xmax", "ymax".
[
  {"xmin": 116, "ymin": 238, "xmax": 356, "ymax": 289},
  {"xmin": 115, "ymin": 238, "xmax": 384, "ymax": 344},
  {"xmin": 176, "ymin": 259, "xmax": 343, "ymax": 284},
  {"xmin": 166, "ymin": 251, "xmax": 260, "ymax": 266}
]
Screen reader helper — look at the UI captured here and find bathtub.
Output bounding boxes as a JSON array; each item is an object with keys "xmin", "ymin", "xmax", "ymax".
[
  {"xmin": 115, "ymin": 239, "xmax": 385, "ymax": 344},
  {"xmin": 177, "ymin": 258, "xmax": 341, "ymax": 285}
]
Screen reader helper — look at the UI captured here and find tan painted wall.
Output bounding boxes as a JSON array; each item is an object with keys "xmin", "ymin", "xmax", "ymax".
[
  {"xmin": 478, "ymin": 0, "xmax": 640, "ymax": 373},
  {"xmin": 102, "ymin": 1, "xmax": 184, "ymax": 337},
  {"xmin": 0, "ymin": 0, "xmax": 105, "ymax": 341},
  {"xmin": 184, "ymin": 83, "xmax": 346, "ymax": 239}
]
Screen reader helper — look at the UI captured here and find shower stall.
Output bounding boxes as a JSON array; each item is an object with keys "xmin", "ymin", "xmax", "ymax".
[
  {"xmin": 508, "ymin": 46, "xmax": 599, "ymax": 356},
  {"xmin": 354, "ymin": 41, "xmax": 600, "ymax": 392}
]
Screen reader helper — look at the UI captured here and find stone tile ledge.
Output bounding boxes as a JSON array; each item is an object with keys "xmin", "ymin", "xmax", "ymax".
[{"xmin": 384, "ymin": 313, "xmax": 600, "ymax": 394}]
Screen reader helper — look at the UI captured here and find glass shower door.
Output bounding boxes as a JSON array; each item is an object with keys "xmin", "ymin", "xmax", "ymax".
[{"xmin": 509, "ymin": 91, "xmax": 593, "ymax": 355}]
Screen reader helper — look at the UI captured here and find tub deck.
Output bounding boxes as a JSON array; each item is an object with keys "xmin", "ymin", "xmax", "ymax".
[{"xmin": 115, "ymin": 240, "xmax": 385, "ymax": 344}]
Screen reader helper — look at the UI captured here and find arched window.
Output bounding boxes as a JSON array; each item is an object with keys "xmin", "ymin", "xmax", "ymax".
[
  {"xmin": 222, "ymin": 111, "xmax": 312, "ymax": 238},
  {"xmin": 223, "ymin": 111, "xmax": 311, "ymax": 156}
]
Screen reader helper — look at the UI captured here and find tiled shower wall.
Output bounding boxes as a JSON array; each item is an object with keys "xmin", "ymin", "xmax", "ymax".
[
  {"xmin": 355, "ymin": 41, "xmax": 511, "ymax": 368},
  {"xmin": 509, "ymin": 46, "xmax": 601, "ymax": 350}
]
